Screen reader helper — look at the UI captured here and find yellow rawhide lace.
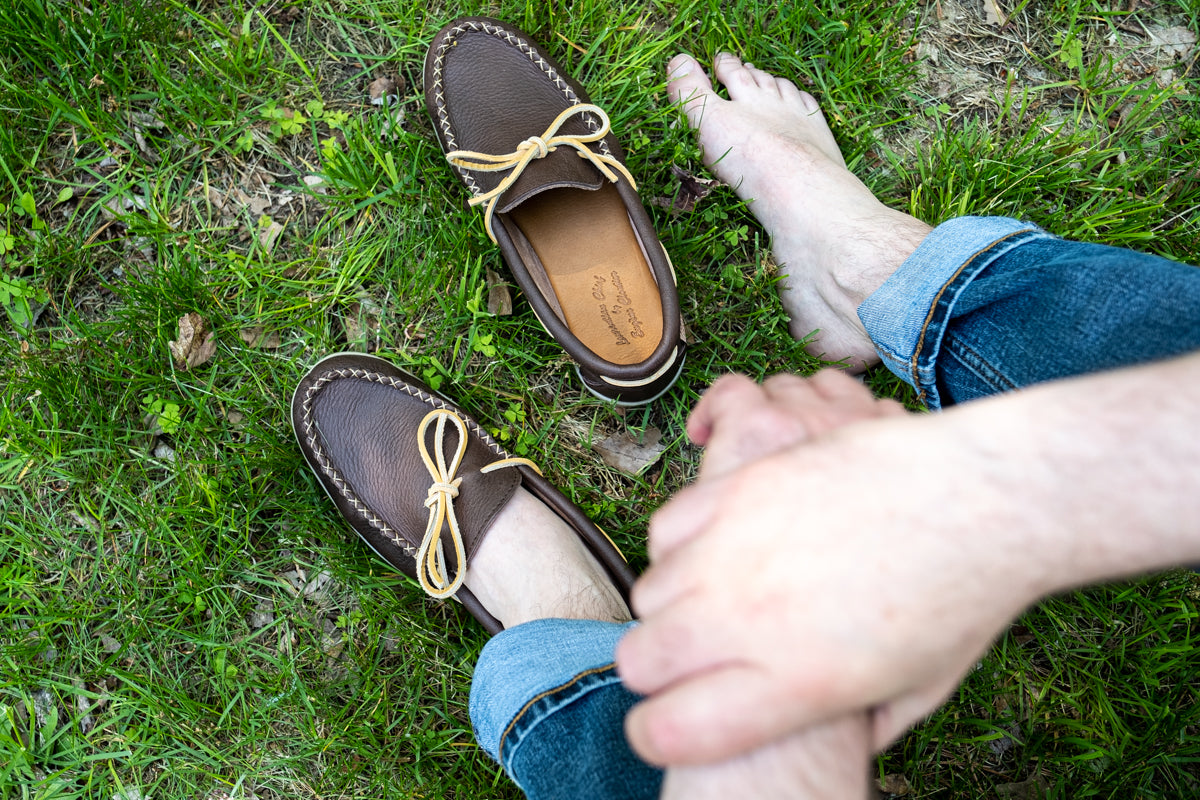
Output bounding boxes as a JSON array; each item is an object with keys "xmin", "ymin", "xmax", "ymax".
[
  {"xmin": 444, "ymin": 103, "xmax": 638, "ymax": 243},
  {"xmin": 415, "ymin": 408, "xmax": 541, "ymax": 599}
]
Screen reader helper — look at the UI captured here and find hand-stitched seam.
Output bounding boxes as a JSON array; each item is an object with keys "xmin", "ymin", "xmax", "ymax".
[
  {"xmin": 301, "ymin": 367, "xmax": 510, "ymax": 555},
  {"xmin": 430, "ymin": 20, "xmax": 614, "ymax": 197}
]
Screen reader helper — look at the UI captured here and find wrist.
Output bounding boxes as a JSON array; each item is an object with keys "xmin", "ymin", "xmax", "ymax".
[{"xmin": 947, "ymin": 354, "xmax": 1200, "ymax": 598}]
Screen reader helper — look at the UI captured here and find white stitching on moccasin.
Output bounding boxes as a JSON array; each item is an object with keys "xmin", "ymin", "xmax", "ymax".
[
  {"xmin": 430, "ymin": 19, "xmax": 614, "ymax": 198},
  {"xmin": 300, "ymin": 366, "xmax": 509, "ymax": 556}
]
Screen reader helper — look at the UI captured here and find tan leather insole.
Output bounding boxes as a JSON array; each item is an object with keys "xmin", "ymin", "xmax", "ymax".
[{"xmin": 509, "ymin": 184, "xmax": 663, "ymax": 365}]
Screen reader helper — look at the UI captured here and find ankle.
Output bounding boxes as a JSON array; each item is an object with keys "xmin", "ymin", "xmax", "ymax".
[
  {"xmin": 464, "ymin": 488, "xmax": 631, "ymax": 628},
  {"xmin": 830, "ymin": 210, "xmax": 933, "ymax": 309}
]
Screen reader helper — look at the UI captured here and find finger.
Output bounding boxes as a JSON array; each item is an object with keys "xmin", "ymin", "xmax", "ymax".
[
  {"xmin": 876, "ymin": 397, "xmax": 909, "ymax": 417},
  {"xmin": 806, "ymin": 368, "xmax": 877, "ymax": 408},
  {"xmin": 869, "ymin": 671, "xmax": 965, "ymax": 751},
  {"xmin": 767, "ymin": 370, "xmax": 908, "ymax": 429},
  {"xmin": 644, "ymin": 479, "xmax": 721, "ymax": 563},
  {"xmin": 616, "ymin": 594, "xmax": 733, "ymax": 695},
  {"xmin": 758, "ymin": 372, "xmax": 872, "ymax": 441},
  {"xmin": 805, "ymin": 370, "xmax": 908, "ymax": 419},
  {"xmin": 711, "ymin": 52, "xmax": 761, "ymax": 102},
  {"xmin": 687, "ymin": 373, "xmax": 762, "ymax": 446},
  {"xmin": 759, "ymin": 372, "xmax": 824, "ymax": 409},
  {"xmin": 666, "ymin": 53, "xmax": 722, "ymax": 130},
  {"xmin": 623, "ymin": 665, "xmax": 798, "ymax": 766}
]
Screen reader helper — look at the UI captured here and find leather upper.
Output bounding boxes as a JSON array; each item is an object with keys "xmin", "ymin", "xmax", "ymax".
[
  {"xmin": 291, "ymin": 353, "xmax": 637, "ymax": 633},
  {"xmin": 424, "ymin": 17, "xmax": 686, "ymax": 404}
]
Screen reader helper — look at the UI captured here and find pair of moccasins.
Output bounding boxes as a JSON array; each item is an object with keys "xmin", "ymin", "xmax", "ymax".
[{"xmin": 293, "ymin": 18, "xmax": 683, "ymax": 630}]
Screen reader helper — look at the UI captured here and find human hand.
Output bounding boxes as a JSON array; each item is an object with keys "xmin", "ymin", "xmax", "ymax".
[
  {"xmin": 688, "ymin": 369, "xmax": 905, "ymax": 481},
  {"xmin": 618, "ymin": 405, "xmax": 1047, "ymax": 766},
  {"xmin": 659, "ymin": 370, "xmax": 901, "ymax": 797}
]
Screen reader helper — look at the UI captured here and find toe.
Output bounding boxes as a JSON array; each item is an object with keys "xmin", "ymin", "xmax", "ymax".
[
  {"xmin": 667, "ymin": 53, "xmax": 721, "ymax": 130},
  {"xmin": 746, "ymin": 63, "xmax": 783, "ymax": 95},
  {"xmin": 711, "ymin": 52, "xmax": 761, "ymax": 101},
  {"xmin": 774, "ymin": 75, "xmax": 810, "ymax": 105},
  {"xmin": 794, "ymin": 87, "xmax": 823, "ymax": 116}
]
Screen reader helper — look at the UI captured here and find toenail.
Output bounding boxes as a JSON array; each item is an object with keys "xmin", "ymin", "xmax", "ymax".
[{"xmin": 668, "ymin": 54, "xmax": 693, "ymax": 77}]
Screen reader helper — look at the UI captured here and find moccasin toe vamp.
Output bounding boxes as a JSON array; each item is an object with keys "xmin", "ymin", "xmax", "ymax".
[
  {"xmin": 290, "ymin": 353, "xmax": 637, "ymax": 635},
  {"xmin": 303, "ymin": 375, "xmax": 518, "ymax": 575},
  {"xmin": 424, "ymin": 17, "xmax": 686, "ymax": 405}
]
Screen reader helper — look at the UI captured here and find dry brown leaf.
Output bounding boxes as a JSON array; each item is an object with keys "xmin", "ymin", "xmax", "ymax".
[
  {"xmin": 268, "ymin": 4, "xmax": 303, "ymax": 23},
  {"xmin": 128, "ymin": 111, "xmax": 164, "ymax": 163},
  {"xmin": 168, "ymin": 312, "xmax": 217, "ymax": 370},
  {"xmin": 1145, "ymin": 25, "xmax": 1197, "ymax": 60},
  {"xmin": 303, "ymin": 174, "xmax": 327, "ymax": 194},
  {"xmin": 369, "ymin": 75, "xmax": 398, "ymax": 106},
  {"xmin": 381, "ymin": 108, "xmax": 407, "ymax": 140},
  {"xmin": 981, "ymin": 0, "xmax": 1007, "ymax": 26},
  {"xmin": 248, "ymin": 598, "xmax": 274, "ymax": 629},
  {"xmin": 247, "ymin": 196, "xmax": 271, "ymax": 216},
  {"xmin": 99, "ymin": 193, "xmax": 148, "ymax": 221},
  {"xmin": 230, "ymin": 187, "xmax": 253, "ymax": 208},
  {"xmin": 594, "ymin": 428, "xmax": 666, "ymax": 476},
  {"xmin": 995, "ymin": 775, "xmax": 1048, "ymax": 799},
  {"xmin": 73, "ymin": 678, "xmax": 94, "ymax": 736},
  {"xmin": 653, "ymin": 164, "xmax": 716, "ymax": 216},
  {"xmin": 153, "ymin": 441, "xmax": 177, "ymax": 464},
  {"xmin": 239, "ymin": 326, "xmax": 282, "ymax": 349},
  {"xmin": 302, "ymin": 569, "xmax": 334, "ymax": 599},
  {"xmin": 681, "ymin": 319, "xmax": 697, "ymax": 345},
  {"xmin": 877, "ymin": 774, "xmax": 911, "ymax": 796},
  {"xmin": 129, "ymin": 111, "xmax": 165, "ymax": 130},
  {"xmin": 259, "ymin": 219, "xmax": 284, "ymax": 252},
  {"xmin": 205, "ymin": 186, "xmax": 227, "ymax": 212},
  {"xmin": 343, "ymin": 299, "xmax": 382, "ymax": 346},
  {"xmin": 486, "ymin": 268, "xmax": 513, "ymax": 315}
]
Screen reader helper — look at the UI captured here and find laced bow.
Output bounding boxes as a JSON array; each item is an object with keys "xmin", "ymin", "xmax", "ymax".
[
  {"xmin": 445, "ymin": 103, "xmax": 637, "ymax": 243},
  {"xmin": 415, "ymin": 409, "xmax": 540, "ymax": 599}
]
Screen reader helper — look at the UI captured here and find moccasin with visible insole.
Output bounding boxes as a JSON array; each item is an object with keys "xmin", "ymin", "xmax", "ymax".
[
  {"xmin": 424, "ymin": 17, "xmax": 685, "ymax": 405},
  {"xmin": 291, "ymin": 352, "xmax": 637, "ymax": 634}
]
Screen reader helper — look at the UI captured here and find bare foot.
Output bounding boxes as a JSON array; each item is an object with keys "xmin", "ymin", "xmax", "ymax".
[
  {"xmin": 662, "ymin": 715, "xmax": 872, "ymax": 800},
  {"xmin": 666, "ymin": 53, "xmax": 933, "ymax": 370},
  {"xmin": 649, "ymin": 370, "xmax": 892, "ymax": 795},
  {"xmin": 464, "ymin": 487, "xmax": 632, "ymax": 628}
]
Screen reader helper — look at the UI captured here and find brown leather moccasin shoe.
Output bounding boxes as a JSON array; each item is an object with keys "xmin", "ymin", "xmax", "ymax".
[
  {"xmin": 424, "ymin": 17, "xmax": 685, "ymax": 406},
  {"xmin": 291, "ymin": 353, "xmax": 637, "ymax": 634}
]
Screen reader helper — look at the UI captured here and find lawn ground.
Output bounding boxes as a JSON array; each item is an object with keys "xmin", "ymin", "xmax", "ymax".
[{"xmin": 2, "ymin": 0, "xmax": 1199, "ymax": 798}]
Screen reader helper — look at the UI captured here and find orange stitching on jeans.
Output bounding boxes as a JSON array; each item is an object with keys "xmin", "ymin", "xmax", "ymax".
[
  {"xmin": 497, "ymin": 663, "xmax": 618, "ymax": 762},
  {"xmin": 910, "ymin": 228, "xmax": 1037, "ymax": 403}
]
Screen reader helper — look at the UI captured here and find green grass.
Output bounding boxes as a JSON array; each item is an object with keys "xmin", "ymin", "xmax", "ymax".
[{"xmin": 2, "ymin": 0, "xmax": 1198, "ymax": 797}]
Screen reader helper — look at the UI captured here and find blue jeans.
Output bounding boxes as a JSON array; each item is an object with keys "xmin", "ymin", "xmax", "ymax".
[{"xmin": 468, "ymin": 217, "xmax": 1200, "ymax": 799}]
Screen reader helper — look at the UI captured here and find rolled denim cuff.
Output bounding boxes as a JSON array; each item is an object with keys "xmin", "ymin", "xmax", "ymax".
[
  {"xmin": 469, "ymin": 618, "xmax": 635, "ymax": 762},
  {"xmin": 857, "ymin": 216, "xmax": 1052, "ymax": 408}
]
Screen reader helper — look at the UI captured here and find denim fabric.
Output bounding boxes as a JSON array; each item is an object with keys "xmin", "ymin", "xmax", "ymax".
[
  {"xmin": 859, "ymin": 216, "xmax": 1200, "ymax": 408},
  {"xmin": 469, "ymin": 217, "xmax": 1200, "ymax": 800},
  {"xmin": 470, "ymin": 619, "xmax": 662, "ymax": 800}
]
